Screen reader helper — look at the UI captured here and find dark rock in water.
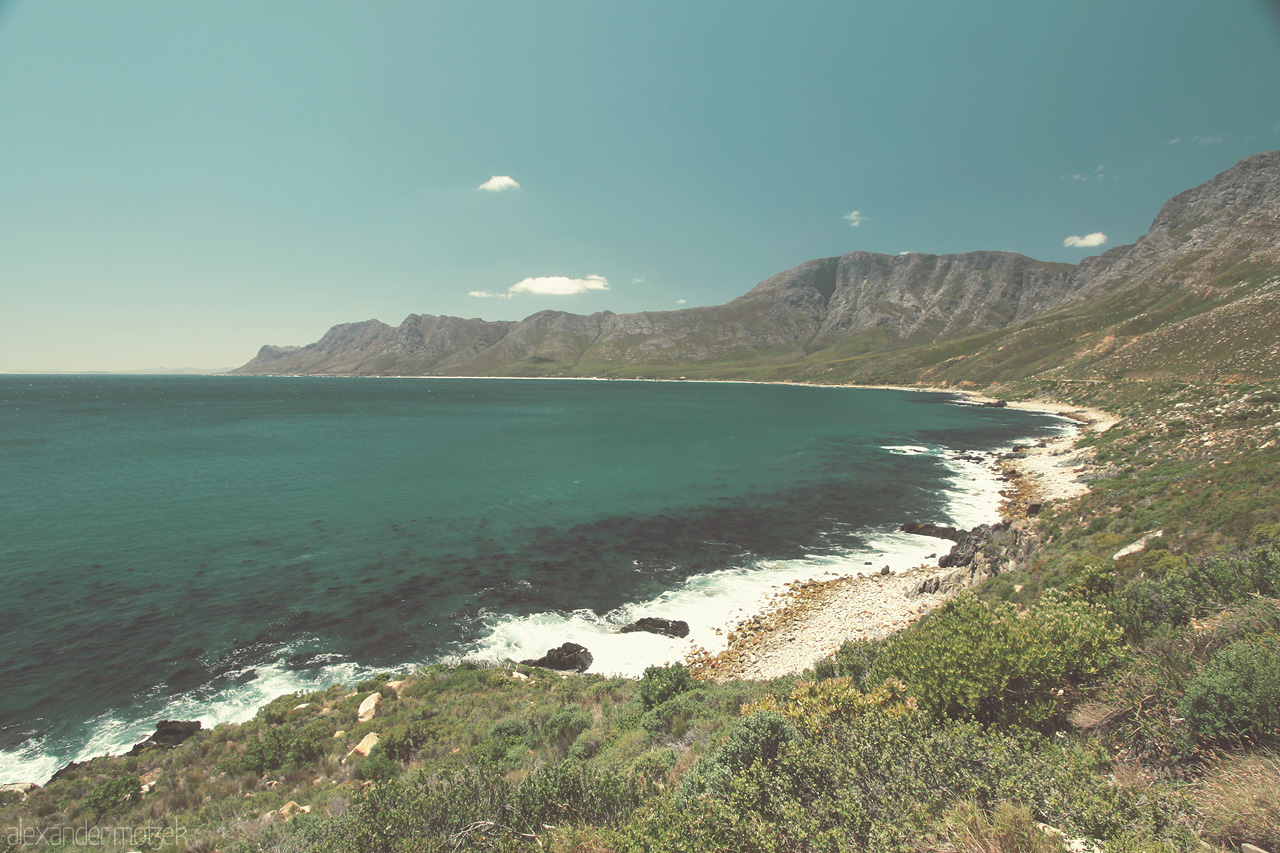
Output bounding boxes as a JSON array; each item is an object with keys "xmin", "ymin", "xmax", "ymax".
[
  {"xmin": 880, "ymin": 566, "xmax": 890, "ymax": 575},
  {"xmin": 1026, "ymin": 502, "xmax": 1043, "ymax": 517},
  {"xmin": 619, "ymin": 617, "xmax": 690, "ymax": 638},
  {"xmin": 521, "ymin": 642, "xmax": 593, "ymax": 672},
  {"xmin": 900, "ymin": 522, "xmax": 964, "ymax": 542},
  {"xmin": 939, "ymin": 522, "xmax": 1011, "ymax": 568},
  {"xmin": 48, "ymin": 760, "xmax": 82, "ymax": 785},
  {"xmin": 980, "ymin": 399, "xmax": 1008, "ymax": 408},
  {"xmin": 127, "ymin": 720, "xmax": 202, "ymax": 756}
]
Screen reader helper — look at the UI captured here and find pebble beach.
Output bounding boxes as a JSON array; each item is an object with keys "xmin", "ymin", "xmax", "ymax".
[{"xmin": 689, "ymin": 394, "xmax": 1118, "ymax": 681}]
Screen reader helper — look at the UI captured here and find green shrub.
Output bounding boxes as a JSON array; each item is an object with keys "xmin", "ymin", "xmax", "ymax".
[
  {"xmin": 678, "ymin": 710, "xmax": 795, "ymax": 799},
  {"xmin": 568, "ymin": 729, "xmax": 604, "ymax": 760},
  {"xmin": 84, "ymin": 776, "xmax": 140, "ymax": 818},
  {"xmin": 867, "ymin": 591, "xmax": 1121, "ymax": 729},
  {"xmin": 356, "ymin": 752, "xmax": 402, "ymax": 783},
  {"xmin": 639, "ymin": 690, "xmax": 706, "ymax": 739},
  {"xmin": 638, "ymin": 662, "xmax": 699, "ymax": 710},
  {"xmin": 217, "ymin": 720, "xmax": 329, "ymax": 776},
  {"xmin": 544, "ymin": 705, "xmax": 593, "ymax": 751},
  {"xmin": 1179, "ymin": 636, "xmax": 1280, "ymax": 746},
  {"xmin": 819, "ymin": 635, "xmax": 885, "ymax": 685},
  {"xmin": 377, "ymin": 715, "xmax": 439, "ymax": 763}
]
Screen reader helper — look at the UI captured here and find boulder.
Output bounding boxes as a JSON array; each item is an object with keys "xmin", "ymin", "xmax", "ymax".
[
  {"xmin": 345, "ymin": 732, "xmax": 380, "ymax": 762},
  {"xmin": 939, "ymin": 521, "xmax": 1010, "ymax": 568},
  {"xmin": 619, "ymin": 617, "xmax": 690, "ymax": 638},
  {"xmin": 0, "ymin": 782, "xmax": 36, "ymax": 801},
  {"xmin": 278, "ymin": 801, "xmax": 312, "ymax": 820},
  {"xmin": 127, "ymin": 720, "xmax": 201, "ymax": 756},
  {"xmin": 357, "ymin": 692, "xmax": 382, "ymax": 723},
  {"xmin": 899, "ymin": 522, "xmax": 963, "ymax": 541},
  {"xmin": 980, "ymin": 399, "xmax": 1008, "ymax": 408},
  {"xmin": 521, "ymin": 642, "xmax": 593, "ymax": 673},
  {"xmin": 1026, "ymin": 502, "xmax": 1043, "ymax": 517}
]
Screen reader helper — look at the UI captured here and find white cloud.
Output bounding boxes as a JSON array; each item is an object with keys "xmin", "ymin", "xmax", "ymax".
[
  {"xmin": 677, "ymin": 299, "xmax": 687, "ymax": 304},
  {"xmin": 1193, "ymin": 135, "xmax": 1224, "ymax": 146},
  {"xmin": 843, "ymin": 210, "xmax": 865, "ymax": 227},
  {"xmin": 469, "ymin": 274, "xmax": 611, "ymax": 299},
  {"xmin": 477, "ymin": 175, "xmax": 520, "ymax": 192},
  {"xmin": 511, "ymin": 274, "xmax": 610, "ymax": 296},
  {"xmin": 1063, "ymin": 232, "xmax": 1108, "ymax": 248},
  {"xmin": 632, "ymin": 278, "xmax": 645, "ymax": 284}
]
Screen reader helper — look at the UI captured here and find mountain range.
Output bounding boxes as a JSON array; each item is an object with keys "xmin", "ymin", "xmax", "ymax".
[{"xmin": 233, "ymin": 151, "xmax": 1280, "ymax": 385}]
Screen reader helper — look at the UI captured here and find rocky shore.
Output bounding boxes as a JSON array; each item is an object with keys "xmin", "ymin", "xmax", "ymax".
[{"xmin": 688, "ymin": 394, "xmax": 1116, "ymax": 682}]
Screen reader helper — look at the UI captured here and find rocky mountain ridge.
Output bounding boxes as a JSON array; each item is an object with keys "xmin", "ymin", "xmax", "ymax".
[{"xmin": 234, "ymin": 152, "xmax": 1280, "ymax": 382}]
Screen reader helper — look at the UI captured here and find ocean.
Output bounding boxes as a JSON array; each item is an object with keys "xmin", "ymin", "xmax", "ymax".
[{"xmin": 0, "ymin": 375, "xmax": 1065, "ymax": 784}]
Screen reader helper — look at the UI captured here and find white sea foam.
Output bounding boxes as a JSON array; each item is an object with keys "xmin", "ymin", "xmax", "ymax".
[
  {"xmin": 464, "ymin": 443, "xmax": 1008, "ymax": 678},
  {"xmin": 0, "ymin": 434, "xmax": 1046, "ymax": 785},
  {"xmin": 0, "ymin": 648, "xmax": 378, "ymax": 785}
]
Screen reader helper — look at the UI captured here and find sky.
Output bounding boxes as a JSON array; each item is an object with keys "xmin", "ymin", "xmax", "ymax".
[{"xmin": 2, "ymin": 1, "xmax": 1279, "ymax": 372}]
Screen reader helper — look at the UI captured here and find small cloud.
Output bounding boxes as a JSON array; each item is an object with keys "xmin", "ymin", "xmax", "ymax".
[
  {"xmin": 510, "ymin": 274, "xmax": 610, "ymax": 296},
  {"xmin": 478, "ymin": 175, "xmax": 520, "ymax": 192},
  {"xmin": 677, "ymin": 299, "xmax": 687, "ymax": 304},
  {"xmin": 843, "ymin": 210, "xmax": 865, "ymax": 227},
  {"xmin": 1168, "ymin": 137, "xmax": 1182, "ymax": 145},
  {"xmin": 470, "ymin": 274, "xmax": 610, "ymax": 299},
  {"xmin": 632, "ymin": 278, "xmax": 645, "ymax": 284},
  {"xmin": 1192, "ymin": 135, "xmax": 1223, "ymax": 146},
  {"xmin": 1063, "ymin": 232, "xmax": 1108, "ymax": 248}
]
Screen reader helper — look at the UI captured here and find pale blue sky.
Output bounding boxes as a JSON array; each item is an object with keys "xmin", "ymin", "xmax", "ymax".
[{"xmin": 2, "ymin": 1, "xmax": 1279, "ymax": 371}]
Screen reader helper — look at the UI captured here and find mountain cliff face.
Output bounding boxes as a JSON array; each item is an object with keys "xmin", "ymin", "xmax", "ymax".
[{"xmin": 233, "ymin": 152, "xmax": 1280, "ymax": 382}]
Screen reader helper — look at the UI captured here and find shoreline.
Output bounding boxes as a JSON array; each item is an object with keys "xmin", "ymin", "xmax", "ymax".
[
  {"xmin": 687, "ymin": 389, "xmax": 1117, "ymax": 681},
  {"xmin": 1, "ymin": 379, "xmax": 1111, "ymax": 785}
]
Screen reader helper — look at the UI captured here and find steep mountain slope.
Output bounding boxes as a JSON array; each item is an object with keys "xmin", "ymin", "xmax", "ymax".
[{"xmin": 233, "ymin": 152, "xmax": 1280, "ymax": 382}]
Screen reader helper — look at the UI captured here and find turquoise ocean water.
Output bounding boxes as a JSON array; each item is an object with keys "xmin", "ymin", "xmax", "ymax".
[{"xmin": 0, "ymin": 375, "xmax": 1064, "ymax": 783}]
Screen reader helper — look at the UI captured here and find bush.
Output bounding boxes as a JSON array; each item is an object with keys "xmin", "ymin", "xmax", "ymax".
[
  {"xmin": 217, "ymin": 720, "xmax": 329, "ymax": 776},
  {"xmin": 638, "ymin": 662, "xmax": 699, "ymax": 710},
  {"xmin": 544, "ymin": 705, "xmax": 593, "ymax": 751},
  {"xmin": 377, "ymin": 715, "xmax": 439, "ymax": 763},
  {"xmin": 678, "ymin": 710, "xmax": 795, "ymax": 799},
  {"xmin": 639, "ymin": 690, "xmax": 706, "ymax": 739},
  {"xmin": 1178, "ymin": 636, "xmax": 1280, "ymax": 745},
  {"xmin": 866, "ymin": 592, "xmax": 1121, "ymax": 729},
  {"xmin": 355, "ymin": 752, "xmax": 402, "ymax": 783},
  {"xmin": 84, "ymin": 776, "xmax": 140, "ymax": 818}
]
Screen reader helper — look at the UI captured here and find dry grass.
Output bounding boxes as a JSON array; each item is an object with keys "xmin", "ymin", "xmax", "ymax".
[
  {"xmin": 1191, "ymin": 751, "xmax": 1280, "ymax": 850},
  {"xmin": 925, "ymin": 801, "xmax": 1068, "ymax": 853}
]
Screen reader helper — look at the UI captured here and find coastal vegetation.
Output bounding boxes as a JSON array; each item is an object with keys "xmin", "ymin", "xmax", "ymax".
[{"xmin": 4, "ymin": 378, "xmax": 1279, "ymax": 852}]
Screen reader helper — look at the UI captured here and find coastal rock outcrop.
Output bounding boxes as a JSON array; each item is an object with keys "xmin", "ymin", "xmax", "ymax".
[
  {"xmin": 900, "ymin": 522, "xmax": 964, "ymax": 541},
  {"xmin": 521, "ymin": 642, "xmax": 594, "ymax": 672},
  {"xmin": 344, "ymin": 733, "xmax": 380, "ymax": 762},
  {"xmin": 938, "ymin": 522, "xmax": 1010, "ymax": 568},
  {"xmin": 619, "ymin": 617, "xmax": 690, "ymax": 638},
  {"xmin": 127, "ymin": 720, "xmax": 201, "ymax": 756},
  {"xmin": 357, "ymin": 692, "xmax": 382, "ymax": 723}
]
